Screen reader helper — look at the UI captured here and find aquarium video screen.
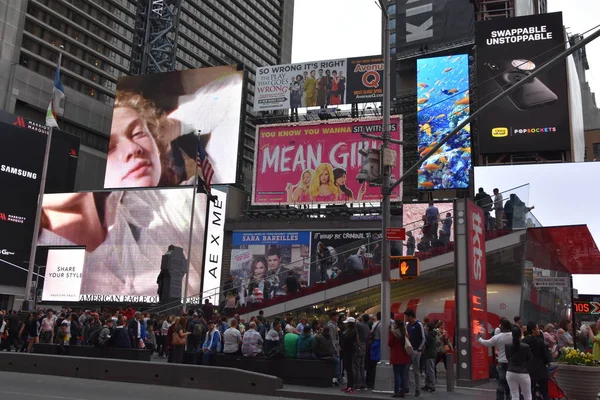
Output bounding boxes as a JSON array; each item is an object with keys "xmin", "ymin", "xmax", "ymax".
[{"xmin": 416, "ymin": 54, "xmax": 471, "ymax": 190}]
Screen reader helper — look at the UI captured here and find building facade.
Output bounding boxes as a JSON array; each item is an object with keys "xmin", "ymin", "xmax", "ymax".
[
  {"xmin": 0, "ymin": 0, "xmax": 294, "ymax": 192},
  {"xmin": 0, "ymin": 0, "xmax": 293, "ymax": 310}
]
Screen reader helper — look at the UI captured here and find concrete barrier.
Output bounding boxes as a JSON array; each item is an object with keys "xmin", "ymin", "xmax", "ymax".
[
  {"xmin": 0, "ymin": 352, "xmax": 283, "ymax": 395},
  {"xmin": 33, "ymin": 344, "xmax": 152, "ymax": 361}
]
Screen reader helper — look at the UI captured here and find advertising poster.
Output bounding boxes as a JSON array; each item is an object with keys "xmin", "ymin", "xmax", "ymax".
[
  {"xmin": 309, "ymin": 230, "xmax": 382, "ymax": 285},
  {"xmin": 0, "ymin": 110, "xmax": 80, "ymax": 193},
  {"xmin": 402, "ymin": 202, "xmax": 455, "ymax": 245},
  {"xmin": 230, "ymin": 231, "xmax": 311, "ymax": 304},
  {"xmin": 475, "ymin": 12, "xmax": 570, "ymax": 153},
  {"xmin": 0, "ymin": 122, "xmax": 46, "ymax": 287},
  {"xmin": 253, "ymin": 55, "xmax": 384, "ymax": 111},
  {"xmin": 202, "ymin": 186, "xmax": 227, "ymax": 304},
  {"xmin": 38, "ymin": 188, "xmax": 207, "ymax": 303},
  {"xmin": 41, "ymin": 248, "xmax": 86, "ymax": 302},
  {"xmin": 104, "ymin": 65, "xmax": 244, "ymax": 189},
  {"xmin": 466, "ymin": 200, "xmax": 489, "ymax": 381},
  {"xmin": 416, "ymin": 54, "xmax": 471, "ymax": 190},
  {"xmin": 395, "ymin": 0, "xmax": 475, "ymax": 58},
  {"xmin": 252, "ymin": 117, "xmax": 402, "ymax": 205}
]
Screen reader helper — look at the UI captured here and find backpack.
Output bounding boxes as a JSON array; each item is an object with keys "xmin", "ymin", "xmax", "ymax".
[
  {"xmin": 88, "ymin": 327, "xmax": 103, "ymax": 347},
  {"xmin": 193, "ymin": 322, "xmax": 206, "ymax": 338}
]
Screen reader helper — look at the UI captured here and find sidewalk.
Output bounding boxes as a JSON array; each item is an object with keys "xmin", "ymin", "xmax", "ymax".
[
  {"xmin": 277, "ymin": 384, "xmax": 496, "ymax": 400},
  {"xmin": 278, "ymin": 369, "xmax": 496, "ymax": 400}
]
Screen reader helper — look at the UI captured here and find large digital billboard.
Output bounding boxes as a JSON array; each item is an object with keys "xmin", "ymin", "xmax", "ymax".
[
  {"xmin": 0, "ymin": 122, "xmax": 46, "ymax": 287},
  {"xmin": 403, "ymin": 202, "xmax": 455, "ymax": 243},
  {"xmin": 41, "ymin": 247, "xmax": 86, "ymax": 302},
  {"xmin": 230, "ymin": 231, "xmax": 311, "ymax": 303},
  {"xmin": 104, "ymin": 65, "xmax": 244, "ymax": 189},
  {"xmin": 38, "ymin": 188, "xmax": 207, "ymax": 302},
  {"xmin": 475, "ymin": 12, "xmax": 570, "ymax": 153},
  {"xmin": 416, "ymin": 54, "xmax": 471, "ymax": 190},
  {"xmin": 309, "ymin": 230, "xmax": 382, "ymax": 285},
  {"xmin": 0, "ymin": 110, "xmax": 80, "ymax": 193},
  {"xmin": 395, "ymin": 0, "xmax": 475, "ymax": 59},
  {"xmin": 252, "ymin": 117, "xmax": 402, "ymax": 205},
  {"xmin": 253, "ymin": 55, "xmax": 384, "ymax": 111},
  {"xmin": 202, "ymin": 187, "xmax": 227, "ymax": 304}
]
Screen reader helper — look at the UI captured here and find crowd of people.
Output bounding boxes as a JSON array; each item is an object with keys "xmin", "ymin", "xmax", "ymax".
[
  {"xmin": 0, "ymin": 307, "xmax": 158, "ymax": 353},
  {"xmin": 478, "ymin": 316, "xmax": 600, "ymax": 400},
  {"xmin": 405, "ymin": 188, "xmax": 536, "ymax": 257},
  {"xmin": 3, "ymin": 304, "xmax": 599, "ymax": 399}
]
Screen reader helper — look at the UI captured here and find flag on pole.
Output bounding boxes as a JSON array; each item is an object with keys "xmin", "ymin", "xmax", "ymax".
[
  {"xmin": 196, "ymin": 139, "xmax": 214, "ymax": 191},
  {"xmin": 45, "ymin": 53, "xmax": 65, "ymax": 129}
]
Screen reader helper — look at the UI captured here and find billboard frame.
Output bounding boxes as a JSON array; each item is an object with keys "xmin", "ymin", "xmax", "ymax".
[{"xmin": 251, "ymin": 116, "xmax": 403, "ymax": 206}]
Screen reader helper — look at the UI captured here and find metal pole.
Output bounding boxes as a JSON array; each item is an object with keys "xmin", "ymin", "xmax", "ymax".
[
  {"xmin": 182, "ymin": 151, "xmax": 200, "ymax": 313},
  {"xmin": 388, "ymin": 25, "xmax": 600, "ymax": 193},
  {"xmin": 23, "ymin": 127, "xmax": 53, "ymax": 311},
  {"xmin": 379, "ymin": 0, "xmax": 392, "ymax": 364}
]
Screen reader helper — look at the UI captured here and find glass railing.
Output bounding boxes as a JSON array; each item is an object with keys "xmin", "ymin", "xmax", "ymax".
[{"xmin": 147, "ymin": 186, "xmax": 539, "ymax": 316}]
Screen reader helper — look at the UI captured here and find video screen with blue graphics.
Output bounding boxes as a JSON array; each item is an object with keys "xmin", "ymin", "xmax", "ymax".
[{"xmin": 416, "ymin": 54, "xmax": 471, "ymax": 190}]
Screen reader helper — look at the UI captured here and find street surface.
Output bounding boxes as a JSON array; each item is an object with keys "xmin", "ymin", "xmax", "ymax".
[
  {"xmin": 0, "ymin": 371, "xmax": 284, "ymax": 400},
  {"xmin": 0, "ymin": 370, "xmax": 497, "ymax": 400}
]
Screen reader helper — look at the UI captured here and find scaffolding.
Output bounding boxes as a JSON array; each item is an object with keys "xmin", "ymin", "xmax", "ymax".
[
  {"xmin": 474, "ymin": 0, "xmax": 515, "ymax": 21},
  {"xmin": 130, "ymin": 0, "xmax": 182, "ymax": 75}
]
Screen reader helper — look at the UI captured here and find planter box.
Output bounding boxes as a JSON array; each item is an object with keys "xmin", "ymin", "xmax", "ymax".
[{"xmin": 555, "ymin": 364, "xmax": 600, "ymax": 400}]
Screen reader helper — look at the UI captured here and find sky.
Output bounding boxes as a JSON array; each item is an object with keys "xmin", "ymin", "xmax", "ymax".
[
  {"xmin": 548, "ymin": 0, "xmax": 600, "ymax": 96},
  {"xmin": 291, "ymin": 1, "xmax": 600, "ymax": 293}
]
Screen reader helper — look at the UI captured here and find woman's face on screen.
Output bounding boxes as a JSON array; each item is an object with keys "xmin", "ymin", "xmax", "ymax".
[{"xmin": 105, "ymin": 107, "xmax": 162, "ymax": 188}]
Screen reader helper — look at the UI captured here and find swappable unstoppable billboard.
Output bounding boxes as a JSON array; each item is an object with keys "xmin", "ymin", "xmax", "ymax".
[
  {"xmin": 253, "ymin": 55, "xmax": 384, "ymax": 111},
  {"xmin": 252, "ymin": 117, "xmax": 402, "ymax": 205},
  {"xmin": 475, "ymin": 12, "xmax": 570, "ymax": 154},
  {"xmin": 104, "ymin": 65, "xmax": 244, "ymax": 189},
  {"xmin": 416, "ymin": 54, "xmax": 471, "ymax": 190}
]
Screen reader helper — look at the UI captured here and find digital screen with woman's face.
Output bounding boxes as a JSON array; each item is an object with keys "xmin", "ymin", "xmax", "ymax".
[
  {"xmin": 104, "ymin": 66, "xmax": 244, "ymax": 190},
  {"xmin": 105, "ymin": 107, "xmax": 162, "ymax": 188}
]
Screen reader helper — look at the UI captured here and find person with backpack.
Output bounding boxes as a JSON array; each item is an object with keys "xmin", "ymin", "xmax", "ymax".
[
  {"xmin": 404, "ymin": 309, "xmax": 426, "ymax": 397},
  {"xmin": 92, "ymin": 319, "xmax": 114, "ymax": 348},
  {"xmin": 423, "ymin": 322, "xmax": 438, "ymax": 393}
]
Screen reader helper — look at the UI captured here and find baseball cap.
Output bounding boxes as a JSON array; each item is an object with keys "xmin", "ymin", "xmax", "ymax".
[{"xmin": 343, "ymin": 317, "xmax": 356, "ymax": 324}]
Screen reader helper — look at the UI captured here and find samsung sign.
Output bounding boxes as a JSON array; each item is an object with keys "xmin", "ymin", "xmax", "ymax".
[{"xmin": 202, "ymin": 188, "xmax": 227, "ymax": 304}]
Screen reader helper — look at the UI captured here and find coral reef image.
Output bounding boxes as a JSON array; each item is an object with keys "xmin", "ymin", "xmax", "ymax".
[{"xmin": 416, "ymin": 54, "xmax": 471, "ymax": 190}]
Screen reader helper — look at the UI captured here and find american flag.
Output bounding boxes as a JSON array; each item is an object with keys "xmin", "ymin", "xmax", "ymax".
[{"xmin": 196, "ymin": 140, "xmax": 214, "ymax": 191}]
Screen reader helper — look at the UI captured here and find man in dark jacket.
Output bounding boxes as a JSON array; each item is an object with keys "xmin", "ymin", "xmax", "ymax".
[
  {"xmin": 522, "ymin": 321, "xmax": 551, "ymax": 400},
  {"xmin": 127, "ymin": 312, "xmax": 143, "ymax": 348},
  {"xmin": 405, "ymin": 309, "xmax": 426, "ymax": 397},
  {"xmin": 112, "ymin": 318, "xmax": 131, "ymax": 349}
]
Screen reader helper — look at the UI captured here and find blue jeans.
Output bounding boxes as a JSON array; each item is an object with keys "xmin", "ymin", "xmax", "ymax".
[
  {"xmin": 393, "ymin": 364, "xmax": 408, "ymax": 394},
  {"xmin": 202, "ymin": 351, "xmax": 216, "ymax": 366},
  {"xmin": 497, "ymin": 362, "xmax": 510, "ymax": 400}
]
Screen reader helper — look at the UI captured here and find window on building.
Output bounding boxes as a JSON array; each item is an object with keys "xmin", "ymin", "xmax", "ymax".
[{"xmin": 593, "ymin": 142, "xmax": 600, "ymax": 159}]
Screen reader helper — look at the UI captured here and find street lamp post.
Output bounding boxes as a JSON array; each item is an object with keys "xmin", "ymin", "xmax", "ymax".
[{"xmin": 375, "ymin": 0, "xmax": 394, "ymax": 391}]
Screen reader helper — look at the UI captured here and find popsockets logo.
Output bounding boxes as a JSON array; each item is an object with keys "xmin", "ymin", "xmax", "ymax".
[{"xmin": 513, "ymin": 126, "xmax": 557, "ymax": 135}]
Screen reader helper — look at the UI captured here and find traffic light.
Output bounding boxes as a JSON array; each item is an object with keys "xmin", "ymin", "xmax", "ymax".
[{"xmin": 390, "ymin": 256, "xmax": 420, "ymax": 281}]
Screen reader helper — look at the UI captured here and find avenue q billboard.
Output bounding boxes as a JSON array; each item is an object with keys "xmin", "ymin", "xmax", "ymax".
[
  {"xmin": 476, "ymin": 12, "xmax": 570, "ymax": 154},
  {"xmin": 252, "ymin": 117, "xmax": 402, "ymax": 205},
  {"xmin": 253, "ymin": 55, "xmax": 384, "ymax": 111}
]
